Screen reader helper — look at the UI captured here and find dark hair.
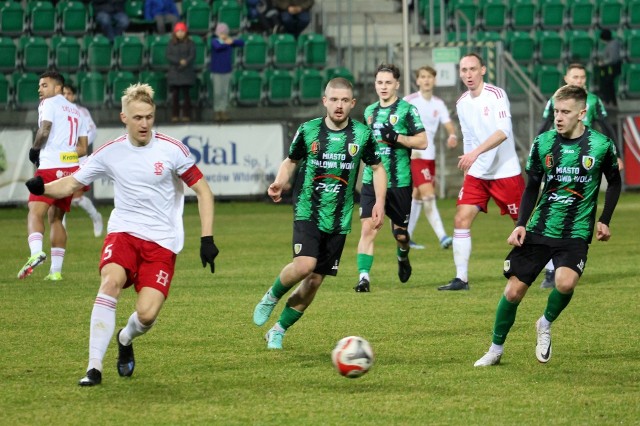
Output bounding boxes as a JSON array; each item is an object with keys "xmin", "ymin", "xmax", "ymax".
[
  {"xmin": 461, "ymin": 52, "xmax": 485, "ymax": 67},
  {"xmin": 376, "ymin": 63, "xmax": 401, "ymax": 80},
  {"xmin": 40, "ymin": 70, "xmax": 65, "ymax": 87},
  {"xmin": 63, "ymin": 84, "xmax": 77, "ymax": 94},
  {"xmin": 554, "ymin": 84, "xmax": 588, "ymax": 108},
  {"xmin": 415, "ymin": 65, "xmax": 437, "ymax": 78},
  {"xmin": 566, "ymin": 63, "xmax": 586, "ymax": 73},
  {"xmin": 600, "ymin": 29, "xmax": 612, "ymax": 41}
]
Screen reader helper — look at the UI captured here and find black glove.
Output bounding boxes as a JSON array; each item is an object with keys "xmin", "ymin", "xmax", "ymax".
[
  {"xmin": 29, "ymin": 148, "xmax": 40, "ymax": 167},
  {"xmin": 25, "ymin": 176, "xmax": 45, "ymax": 195},
  {"xmin": 200, "ymin": 236, "xmax": 219, "ymax": 273},
  {"xmin": 380, "ymin": 122, "xmax": 400, "ymax": 146}
]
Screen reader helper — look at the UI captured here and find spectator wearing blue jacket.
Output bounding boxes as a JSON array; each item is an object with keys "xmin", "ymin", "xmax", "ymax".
[
  {"xmin": 210, "ymin": 22, "xmax": 244, "ymax": 122},
  {"xmin": 144, "ymin": 0, "xmax": 180, "ymax": 34}
]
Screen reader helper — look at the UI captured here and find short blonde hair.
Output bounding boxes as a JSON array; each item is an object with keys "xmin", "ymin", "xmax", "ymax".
[{"xmin": 121, "ymin": 83, "xmax": 155, "ymax": 114}]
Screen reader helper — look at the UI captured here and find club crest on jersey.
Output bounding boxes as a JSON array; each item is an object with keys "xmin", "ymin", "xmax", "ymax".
[
  {"xmin": 348, "ymin": 143, "xmax": 360, "ymax": 156},
  {"xmin": 389, "ymin": 115, "xmax": 399, "ymax": 125},
  {"xmin": 154, "ymin": 161, "xmax": 164, "ymax": 175},
  {"xmin": 311, "ymin": 141, "xmax": 319, "ymax": 155},
  {"xmin": 483, "ymin": 106, "xmax": 490, "ymax": 116},
  {"xmin": 503, "ymin": 260, "xmax": 510, "ymax": 272},
  {"xmin": 294, "ymin": 243, "xmax": 302, "ymax": 254},
  {"xmin": 545, "ymin": 154, "xmax": 554, "ymax": 168},
  {"xmin": 582, "ymin": 156, "xmax": 595, "ymax": 170}
]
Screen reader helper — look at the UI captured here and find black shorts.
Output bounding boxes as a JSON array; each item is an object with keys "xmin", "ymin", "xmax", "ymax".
[
  {"xmin": 292, "ymin": 220, "xmax": 347, "ymax": 276},
  {"xmin": 503, "ymin": 233, "xmax": 589, "ymax": 286},
  {"xmin": 359, "ymin": 184, "xmax": 412, "ymax": 227}
]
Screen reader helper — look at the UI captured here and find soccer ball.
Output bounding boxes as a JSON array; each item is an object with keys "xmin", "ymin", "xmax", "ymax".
[{"xmin": 331, "ymin": 336, "xmax": 374, "ymax": 378}]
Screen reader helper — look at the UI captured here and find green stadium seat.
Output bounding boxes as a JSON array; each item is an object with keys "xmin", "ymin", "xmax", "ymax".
[
  {"xmin": 505, "ymin": 65, "xmax": 531, "ymax": 100},
  {"xmin": 12, "ymin": 71, "xmax": 40, "ymax": 109},
  {"xmin": 539, "ymin": 0, "xmax": 566, "ymax": 30},
  {"xmin": 0, "ymin": 36, "xmax": 18, "ymax": 73},
  {"xmin": 621, "ymin": 63, "xmax": 640, "ymax": 98},
  {"xmin": 294, "ymin": 67, "xmax": 323, "ymax": 106},
  {"xmin": 598, "ymin": 0, "xmax": 624, "ymax": 29},
  {"xmin": 534, "ymin": 65, "xmax": 563, "ymax": 97},
  {"xmin": 214, "ymin": 0, "xmax": 244, "ymax": 35},
  {"xmin": 231, "ymin": 69, "xmax": 262, "ymax": 106},
  {"xmin": 237, "ymin": 33, "xmax": 267, "ymax": 70},
  {"xmin": 627, "ymin": 0, "xmax": 640, "ymax": 28},
  {"xmin": 325, "ymin": 66, "xmax": 355, "ymax": 85},
  {"xmin": 264, "ymin": 68, "xmax": 292, "ymax": 106},
  {"xmin": 565, "ymin": 30, "xmax": 595, "ymax": 63},
  {"xmin": 140, "ymin": 70, "xmax": 168, "ymax": 105},
  {"xmin": 124, "ymin": 0, "xmax": 154, "ymax": 29},
  {"xmin": 506, "ymin": 31, "xmax": 535, "ymax": 65},
  {"xmin": 108, "ymin": 70, "xmax": 137, "ymax": 106},
  {"xmin": 83, "ymin": 34, "xmax": 112, "ymax": 72},
  {"xmin": 509, "ymin": 0, "xmax": 536, "ymax": 31},
  {"xmin": 19, "ymin": 35, "xmax": 50, "ymax": 73},
  {"xmin": 536, "ymin": 30, "xmax": 563, "ymax": 64},
  {"xmin": 0, "ymin": 1, "xmax": 25, "ymax": 37},
  {"xmin": 185, "ymin": 0, "xmax": 213, "ymax": 36},
  {"xmin": 624, "ymin": 29, "xmax": 640, "ymax": 63},
  {"xmin": 0, "ymin": 74, "xmax": 11, "ymax": 108},
  {"xmin": 56, "ymin": 1, "xmax": 89, "ymax": 36},
  {"xmin": 192, "ymin": 35, "xmax": 207, "ymax": 71},
  {"xmin": 26, "ymin": 1, "xmax": 56, "ymax": 37},
  {"xmin": 146, "ymin": 34, "xmax": 171, "ymax": 71},
  {"xmin": 268, "ymin": 33, "xmax": 296, "ymax": 69},
  {"xmin": 52, "ymin": 35, "xmax": 81, "ymax": 72},
  {"xmin": 420, "ymin": 0, "xmax": 443, "ymax": 32},
  {"xmin": 78, "ymin": 71, "xmax": 106, "ymax": 108},
  {"xmin": 448, "ymin": 0, "xmax": 478, "ymax": 31},
  {"xmin": 477, "ymin": 31, "xmax": 503, "ymax": 43},
  {"xmin": 297, "ymin": 33, "xmax": 327, "ymax": 69},
  {"xmin": 113, "ymin": 35, "xmax": 144, "ymax": 71},
  {"xmin": 480, "ymin": 0, "xmax": 508, "ymax": 31},
  {"xmin": 568, "ymin": 0, "xmax": 596, "ymax": 29}
]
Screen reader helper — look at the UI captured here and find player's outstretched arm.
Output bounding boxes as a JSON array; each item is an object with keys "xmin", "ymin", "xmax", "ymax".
[
  {"xmin": 191, "ymin": 178, "xmax": 219, "ymax": 273},
  {"xmin": 268, "ymin": 158, "xmax": 297, "ymax": 203},
  {"xmin": 25, "ymin": 175, "xmax": 83, "ymax": 198}
]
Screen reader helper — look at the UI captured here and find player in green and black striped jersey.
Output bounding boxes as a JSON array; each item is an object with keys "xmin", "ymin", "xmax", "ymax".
[
  {"xmin": 536, "ymin": 63, "xmax": 623, "ymax": 288},
  {"xmin": 474, "ymin": 85, "xmax": 621, "ymax": 368},
  {"xmin": 355, "ymin": 63, "xmax": 427, "ymax": 292},
  {"xmin": 251, "ymin": 78, "xmax": 388, "ymax": 350}
]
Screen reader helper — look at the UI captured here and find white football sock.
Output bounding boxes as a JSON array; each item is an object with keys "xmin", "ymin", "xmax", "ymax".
[
  {"xmin": 423, "ymin": 197, "xmax": 447, "ymax": 241},
  {"xmin": 407, "ymin": 199, "xmax": 422, "ymax": 238},
  {"xmin": 50, "ymin": 248, "xmax": 65, "ymax": 274},
  {"xmin": 453, "ymin": 228, "xmax": 471, "ymax": 282},
  {"xmin": 87, "ymin": 293, "xmax": 117, "ymax": 372},
  {"xmin": 75, "ymin": 195, "xmax": 100, "ymax": 219},
  {"xmin": 359, "ymin": 272, "xmax": 370, "ymax": 281},
  {"xmin": 28, "ymin": 232, "xmax": 43, "ymax": 256},
  {"xmin": 119, "ymin": 312, "xmax": 154, "ymax": 346},
  {"xmin": 538, "ymin": 315, "xmax": 551, "ymax": 329}
]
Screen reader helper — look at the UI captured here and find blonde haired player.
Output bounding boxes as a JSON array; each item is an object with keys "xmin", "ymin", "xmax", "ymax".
[{"xmin": 25, "ymin": 83, "xmax": 219, "ymax": 386}]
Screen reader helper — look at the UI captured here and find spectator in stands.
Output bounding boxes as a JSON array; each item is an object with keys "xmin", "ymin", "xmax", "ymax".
[
  {"xmin": 166, "ymin": 22, "xmax": 196, "ymax": 122},
  {"xmin": 247, "ymin": 0, "xmax": 279, "ymax": 34},
  {"xmin": 210, "ymin": 22, "xmax": 244, "ymax": 122},
  {"xmin": 144, "ymin": 0, "xmax": 180, "ymax": 34},
  {"xmin": 597, "ymin": 29, "xmax": 622, "ymax": 108},
  {"xmin": 93, "ymin": 0, "xmax": 130, "ymax": 42},
  {"xmin": 274, "ymin": 0, "xmax": 314, "ymax": 38}
]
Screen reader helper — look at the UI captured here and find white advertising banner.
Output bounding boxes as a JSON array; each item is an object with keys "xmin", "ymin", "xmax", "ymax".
[
  {"xmin": 92, "ymin": 123, "xmax": 284, "ymax": 199},
  {"xmin": 0, "ymin": 129, "xmax": 35, "ymax": 204}
]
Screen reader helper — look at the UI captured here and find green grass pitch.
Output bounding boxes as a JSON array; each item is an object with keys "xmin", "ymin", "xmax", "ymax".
[{"xmin": 1, "ymin": 194, "xmax": 639, "ymax": 425}]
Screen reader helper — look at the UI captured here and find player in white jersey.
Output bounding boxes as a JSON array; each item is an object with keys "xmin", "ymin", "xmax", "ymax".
[
  {"xmin": 18, "ymin": 71, "xmax": 89, "ymax": 281},
  {"xmin": 25, "ymin": 83, "xmax": 219, "ymax": 387},
  {"xmin": 62, "ymin": 84, "xmax": 104, "ymax": 238},
  {"xmin": 403, "ymin": 66, "xmax": 458, "ymax": 250},
  {"xmin": 438, "ymin": 53, "xmax": 525, "ymax": 291}
]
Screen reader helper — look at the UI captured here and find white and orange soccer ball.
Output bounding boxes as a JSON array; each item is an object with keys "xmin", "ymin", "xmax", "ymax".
[{"xmin": 331, "ymin": 336, "xmax": 374, "ymax": 378}]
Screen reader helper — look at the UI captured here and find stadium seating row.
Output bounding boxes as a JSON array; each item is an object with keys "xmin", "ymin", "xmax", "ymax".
[
  {"xmin": 422, "ymin": 0, "xmax": 640, "ymax": 33},
  {"xmin": 0, "ymin": 32, "xmax": 328, "ymax": 75},
  {"xmin": 0, "ymin": 66, "xmax": 355, "ymax": 110},
  {"xmin": 0, "ymin": 0, "xmax": 248, "ymax": 38}
]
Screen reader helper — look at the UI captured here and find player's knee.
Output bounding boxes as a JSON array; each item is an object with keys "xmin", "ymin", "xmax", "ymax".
[
  {"xmin": 293, "ymin": 258, "xmax": 317, "ymax": 277},
  {"xmin": 136, "ymin": 309, "xmax": 158, "ymax": 326},
  {"xmin": 422, "ymin": 195, "xmax": 435, "ymax": 213},
  {"xmin": 393, "ymin": 227, "xmax": 409, "ymax": 244}
]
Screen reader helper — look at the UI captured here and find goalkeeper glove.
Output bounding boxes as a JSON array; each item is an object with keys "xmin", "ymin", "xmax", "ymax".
[{"xmin": 200, "ymin": 236, "xmax": 219, "ymax": 273}]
